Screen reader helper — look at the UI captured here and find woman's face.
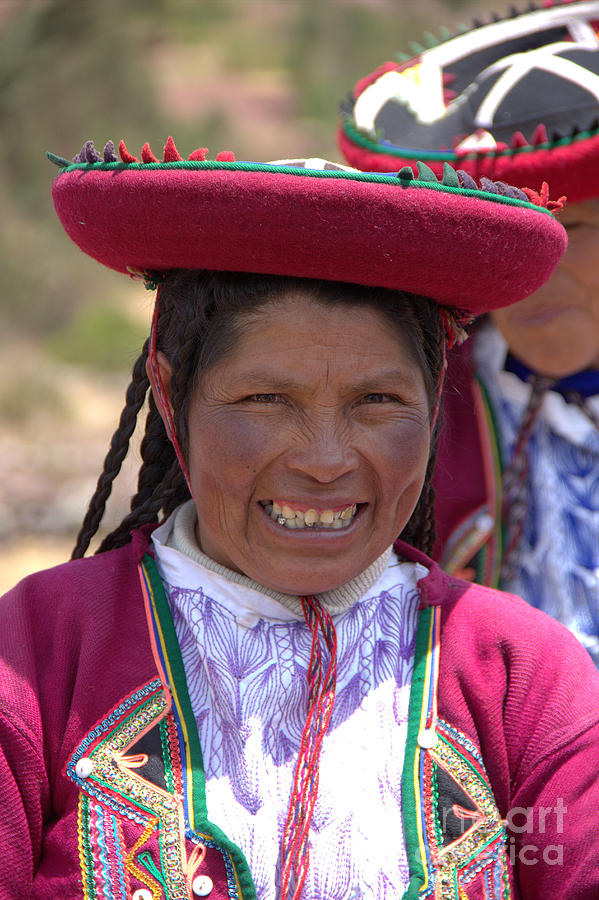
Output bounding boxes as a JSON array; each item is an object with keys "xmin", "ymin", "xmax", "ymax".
[
  {"xmin": 490, "ymin": 199, "xmax": 599, "ymax": 377},
  {"xmin": 178, "ymin": 292, "xmax": 431, "ymax": 595}
]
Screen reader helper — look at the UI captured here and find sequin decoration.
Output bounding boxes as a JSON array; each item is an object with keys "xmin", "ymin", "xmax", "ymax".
[{"xmin": 427, "ymin": 720, "xmax": 512, "ymax": 898}]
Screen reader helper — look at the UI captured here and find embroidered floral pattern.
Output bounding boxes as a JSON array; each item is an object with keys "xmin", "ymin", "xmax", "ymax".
[{"xmin": 165, "ymin": 567, "xmax": 419, "ymax": 900}]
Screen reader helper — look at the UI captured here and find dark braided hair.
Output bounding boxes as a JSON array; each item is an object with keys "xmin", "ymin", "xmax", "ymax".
[{"xmin": 73, "ymin": 270, "xmax": 446, "ymax": 559}]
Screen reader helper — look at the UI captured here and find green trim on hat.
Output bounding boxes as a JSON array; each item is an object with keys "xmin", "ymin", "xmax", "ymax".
[
  {"xmin": 342, "ymin": 114, "xmax": 598, "ymax": 162},
  {"xmin": 47, "ymin": 153, "xmax": 554, "ymax": 216}
]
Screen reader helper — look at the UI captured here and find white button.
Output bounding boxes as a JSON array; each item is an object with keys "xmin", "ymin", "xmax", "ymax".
[
  {"xmin": 75, "ymin": 757, "xmax": 94, "ymax": 778},
  {"xmin": 417, "ymin": 728, "xmax": 438, "ymax": 749},
  {"xmin": 132, "ymin": 890, "xmax": 153, "ymax": 900},
  {"xmin": 192, "ymin": 875, "xmax": 214, "ymax": 896},
  {"xmin": 475, "ymin": 513, "xmax": 494, "ymax": 534}
]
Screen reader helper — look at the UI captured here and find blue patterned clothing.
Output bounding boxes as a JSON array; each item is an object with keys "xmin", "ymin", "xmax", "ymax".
[
  {"xmin": 474, "ymin": 322, "xmax": 599, "ymax": 664},
  {"xmin": 152, "ymin": 501, "xmax": 423, "ymax": 900}
]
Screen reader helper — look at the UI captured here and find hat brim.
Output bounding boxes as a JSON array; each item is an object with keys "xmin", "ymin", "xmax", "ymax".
[{"xmin": 51, "ymin": 159, "xmax": 566, "ymax": 315}]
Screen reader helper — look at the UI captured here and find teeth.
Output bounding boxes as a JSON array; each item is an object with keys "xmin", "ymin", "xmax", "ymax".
[{"xmin": 262, "ymin": 501, "xmax": 359, "ymax": 530}]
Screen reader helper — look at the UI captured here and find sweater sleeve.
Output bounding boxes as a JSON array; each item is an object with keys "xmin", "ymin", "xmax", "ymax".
[
  {"xmin": 437, "ymin": 578, "xmax": 599, "ymax": 899},
  {"xmin": 0, "ymin": 705, "xmax": 49, "ymax": 897},
  {"xmin": 508, "ymin": 709, "xmax": 599, "ymax": 899}
]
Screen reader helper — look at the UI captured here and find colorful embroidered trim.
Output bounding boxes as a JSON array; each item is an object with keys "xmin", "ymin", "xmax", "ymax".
[
  {"xmin": 401, "ymin": 607, "xmax": 511, "ymax": 898},
  {"xmin": 430, "ymin": 721, "xmax": 511, "ymax": 898},
  {"xmin": 138, "ymin": 555, "xmax": 257, "ymax": 900},
  {"xmin": 68, "ymin": 681, "xmax": 196, "ymax": 899}
]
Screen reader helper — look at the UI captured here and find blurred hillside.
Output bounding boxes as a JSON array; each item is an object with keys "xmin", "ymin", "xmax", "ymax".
[{"xmin": 0, "ymin": 0, "xmax": 513, "ymax": 589}]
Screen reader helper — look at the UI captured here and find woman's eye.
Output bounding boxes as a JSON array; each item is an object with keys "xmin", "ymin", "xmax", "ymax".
[
  {"xmin": 245, "ymin": 393, "xmax": 280, "ymax": 403},
  {"xmin": 361, "ymin": 392, "xmax": 397, "ymax": 404}
]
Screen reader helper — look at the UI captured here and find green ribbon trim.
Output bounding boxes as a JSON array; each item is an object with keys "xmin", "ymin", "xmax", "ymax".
[
  {"xmin": 47, "ymin": 151, "xmax": 553, "ymax": 214},
  {"xmin": 342, "ymin": 115, "xmax": 599, "ymax": 162},
  {"xmin": 401, "ymin": 605, "xmax": 436, "ymax": 899},
  {"xmin": 142, "ymin": 555, "xmax": 258, "ymax": 900}
]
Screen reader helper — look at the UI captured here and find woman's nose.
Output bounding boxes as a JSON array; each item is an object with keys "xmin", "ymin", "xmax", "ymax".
[{"xmin": 284, "ymin": 423, "xmax": 360, "ymax": 483}]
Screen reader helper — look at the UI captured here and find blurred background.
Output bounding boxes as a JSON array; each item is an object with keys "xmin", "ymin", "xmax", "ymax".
[{"xmin": 0, "ymin": 0, "xmax": 517, "ymax": 590}]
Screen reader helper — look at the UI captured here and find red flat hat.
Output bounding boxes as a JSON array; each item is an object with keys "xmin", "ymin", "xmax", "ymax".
[
  {"xmin": 49, "ymin": 138, "xmax": 566, "ymax": 315},
  {"xmin": 339, "ymin": 0, "xmax": 599, "ymax": 203}
]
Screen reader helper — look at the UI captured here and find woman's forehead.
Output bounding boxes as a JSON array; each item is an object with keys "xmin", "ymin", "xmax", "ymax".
[
  {"xmin": 205, "ymin": 293, "xmax": 422, "ymax": 378},
  {"xmin": 235, "ymin": 292, "xmax": 413, "ymax": 350}
]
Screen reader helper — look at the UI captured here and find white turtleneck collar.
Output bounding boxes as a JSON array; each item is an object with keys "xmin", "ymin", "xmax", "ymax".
[{"xmin": 152, "ymin": 500, "xmax": 397, "ymax": 620}]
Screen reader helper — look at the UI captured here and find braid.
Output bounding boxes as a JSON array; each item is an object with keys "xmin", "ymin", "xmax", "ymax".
[
  {"xmin": 97, "ymin": 287, "xmax": 205, "ymax": 553},
  {"xmin": 71, "ymin": 343, "xmax": 150, "ymax": 559},
  {"xmin": 500, "ymin": 374, "xmax": 554, "ymax": 583},
  {"xmin": 130, "ymin": 395, "xmax": 176, "ymax": 513},
  {"xmin": 399, "ymin": 442, "xmax": 440, "ymax": 555}
]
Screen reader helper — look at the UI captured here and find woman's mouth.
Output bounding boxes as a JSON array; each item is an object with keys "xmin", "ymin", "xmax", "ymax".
[{"xmin": 259, "ymin": 500, "xmax": 359, "ymax": 530}]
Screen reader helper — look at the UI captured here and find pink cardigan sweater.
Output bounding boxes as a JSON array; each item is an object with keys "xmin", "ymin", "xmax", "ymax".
[{"xmin": 1, "ymin": 526, "xmax": 598, "ymax": 899}]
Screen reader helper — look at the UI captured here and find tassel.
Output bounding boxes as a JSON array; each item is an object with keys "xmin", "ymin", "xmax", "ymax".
[
  {"xmin": 163, "ymin": 136, "xmax": 183, "ymax": 162},
  {"xmin": 188, "ymin": 147, "xmax": 209, "ymax": 161},
  {"xmin": 141, "ymin": 142, "xmax": 159, "ymax": 163},
  {"xmin": 118, "ymin": 140, "xmax": 139, "ymax": 163}
]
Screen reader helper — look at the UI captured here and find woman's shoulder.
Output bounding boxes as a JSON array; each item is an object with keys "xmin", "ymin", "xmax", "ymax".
[{"xmin": 441, "ymin": 573, "xmax": 595, "ymax": 670}]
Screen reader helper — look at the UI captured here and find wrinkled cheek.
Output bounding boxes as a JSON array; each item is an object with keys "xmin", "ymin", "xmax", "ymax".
[
  {"xmin": 191, "ymin": 418, "xmax": 272, "ymax": 482},
  {"xmin": 387, "ymin": 426, "xmax": 431, "ymax": 517}
]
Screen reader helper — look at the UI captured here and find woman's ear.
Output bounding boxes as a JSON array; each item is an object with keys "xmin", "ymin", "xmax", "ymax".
[{"xmin": 146, "ymin": 351, "xmax": 174, "ymax": 430}]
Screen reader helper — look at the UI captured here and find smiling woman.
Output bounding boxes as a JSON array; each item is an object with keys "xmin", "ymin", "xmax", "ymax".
[
  {"xmin": 138, "ymin": 277, "xmax": 434, "ymax": 596},
  {"xmin": 1, "ymin": 141, "xmax": 598, "ymax": 900}
]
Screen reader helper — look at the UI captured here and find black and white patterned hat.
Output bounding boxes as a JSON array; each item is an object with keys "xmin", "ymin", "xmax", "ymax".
[{"xmin": 339, "ymin": 0, "xmax": 599, "ymax": 202}]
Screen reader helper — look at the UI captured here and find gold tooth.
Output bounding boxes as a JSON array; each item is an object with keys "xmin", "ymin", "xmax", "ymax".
[{"xmin": 340, "ymin": 505, "xmax": 354, "ymax": 520}]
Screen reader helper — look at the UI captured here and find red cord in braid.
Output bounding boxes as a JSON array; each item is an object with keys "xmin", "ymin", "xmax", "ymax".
[
  {"xmin": 434, "ymin": 307, "xmax": 474, "ymax": 431},
  {"xmin": 501, "ymin": 374, "xmax": 554, "ymax": 582},
  {"xmin": 280, "ymin": 595, "xmax": 338, "ymax": 900},
  {"xmin": 148, "ymin": 289, "xmax": 193, "ymax": 493}
]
